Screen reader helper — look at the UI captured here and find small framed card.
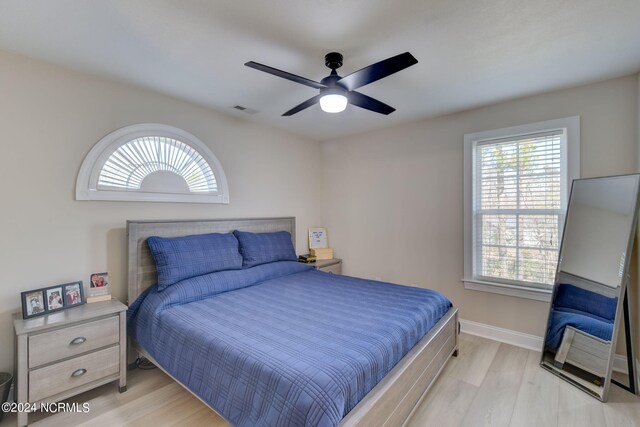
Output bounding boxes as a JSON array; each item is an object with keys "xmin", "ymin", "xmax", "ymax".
[
  {"xmin": 90, "ymin": 272, "xmax": 109, "ymax": 289},
  {"xmin": 88, "ymin": 272, "xmax": 112, "ymax": 303},
  {"xmin": 308, "ymin": 228, "xmax": 328, "ymax": 249}
]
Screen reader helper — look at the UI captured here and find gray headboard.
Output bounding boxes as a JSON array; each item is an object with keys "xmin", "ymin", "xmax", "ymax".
[{"xmin": 126, "ymin": 217, "xmax": 296, "ymax": 305}]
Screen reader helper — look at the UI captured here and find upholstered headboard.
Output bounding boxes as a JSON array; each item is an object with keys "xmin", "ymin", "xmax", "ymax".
[{"xmin": 126, "ymin": 217, "xmax": 296, "ymax": 305}]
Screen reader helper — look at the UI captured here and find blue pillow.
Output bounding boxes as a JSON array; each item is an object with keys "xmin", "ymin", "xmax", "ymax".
[
  {"xmin": 233, "ymin": 230, "xmax": 297, "ymax": 268},
  {"xmin": 147, "ymin": 232, "xmax": 243, "ymax": 290}
]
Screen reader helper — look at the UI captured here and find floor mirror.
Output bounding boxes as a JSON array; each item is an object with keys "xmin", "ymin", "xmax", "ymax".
[{"xmin": 541, "ymin": 174, "xmax": 640, "ymax": 401}]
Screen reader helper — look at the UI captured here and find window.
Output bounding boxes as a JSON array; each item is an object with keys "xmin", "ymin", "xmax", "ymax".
[
  {"xmin": 463, "ymin": 117, "xmax": 580, "ymax": 301},
  {"xmin": 76, "ymin": 124, "xmax": 229, "ymax": 203}
]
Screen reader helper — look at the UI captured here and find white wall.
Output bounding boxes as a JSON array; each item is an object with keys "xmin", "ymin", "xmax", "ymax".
[
  {"xmin": 0, "ymin": 50, "xmax": 323, "ymax": 373},
  {"xmin": 322, "ymin": 75, "xmax": 639, "ymax": 338}
]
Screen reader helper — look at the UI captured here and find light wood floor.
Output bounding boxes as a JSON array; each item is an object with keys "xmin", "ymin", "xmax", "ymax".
[{"xmin": 2, "ymin": 333, "xmax": 639, "ymax": 427}]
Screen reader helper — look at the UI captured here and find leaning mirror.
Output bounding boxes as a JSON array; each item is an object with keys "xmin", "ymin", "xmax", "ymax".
[{"xmin": 541, "ymin": 174, "xmax": 640, "ymax": 401}]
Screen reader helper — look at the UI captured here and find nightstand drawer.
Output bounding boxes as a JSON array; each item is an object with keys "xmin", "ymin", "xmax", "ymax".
[
  {"xmin": 29, "ymin": 345, "xmax": 120, "ymax": 402},
  {"xmin": 320, "ymin": 262, "xmax": 342, "ymax": 274},
  {"xmin": 29, "ymin": 316, "xmax": 119, "ymax": 367}
]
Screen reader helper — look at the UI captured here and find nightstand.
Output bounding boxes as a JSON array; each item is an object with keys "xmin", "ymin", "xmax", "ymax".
[
  {"xmin": 313, "ymin": 258, "xmax": 342, "ymax": 274},
  {"xmin": 13, "ymin": 298, "xmax": 127, "ymax": 427}
]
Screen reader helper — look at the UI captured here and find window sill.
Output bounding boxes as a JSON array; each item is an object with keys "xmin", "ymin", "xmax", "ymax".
[{"xmin": 462, "ymin": 279, "xmax": 552, "ymax": 302}]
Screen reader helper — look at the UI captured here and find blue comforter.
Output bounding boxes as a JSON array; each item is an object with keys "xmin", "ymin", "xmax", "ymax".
[
  {"xmin": 128, "ymin": 261, "xmax": 451, "ymax": 427},
  {"xmin": 545, "ymin": 310, "xmax": 614, "ymax": 351},
  {"xmin": 545, "ymin": 284, "xmax": 616, "ymax": 351}
]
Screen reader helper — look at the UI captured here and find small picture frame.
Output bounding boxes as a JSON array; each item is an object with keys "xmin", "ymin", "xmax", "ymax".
[
  {"xmin": 308, "ymin": 228, "xmax": 328, "ymax": 249},
  {"xmin": 90, "ymin": 272, "xmax": 109, "ymax": 289},
  {"xmin": 63, "ymin": 282, "xmax": 85, "ymax": 307},
  {"xmin": 22, "ymin": 290, "xmax": 46, "ymax": 319},
  {"xmin": 21, "ymin": 281, "xmax": 86, "ymax": 319},
  {"xmin": 46, "ymin": 287, "xmax": 64, "ymax": 311}
]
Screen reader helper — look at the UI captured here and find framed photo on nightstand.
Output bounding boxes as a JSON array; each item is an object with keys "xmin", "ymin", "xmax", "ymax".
[
  {"xmin": 45, "ymin": 286, "xmax": 64, "ymax": 311},
  {"xmin": 63, "ymin": 282, "xmax": 85, "ymax": 307},
  {"xmin": 22, "ymin": 290, "xmax": 46, "ymax": 318},
  {"xmin": 308, "ymin": 228, "xmax": 328, "ymax": 249},
  {"xmin": 90, "ymin": 272, "xmax": 109, "ymax": 288},
  {"xmin": 20, "ymin": 281, "xmax": 86, "ymax": 319},
  {"xmin": 88, "ymin": 272, "xmax": 111, "ymax": 303}
]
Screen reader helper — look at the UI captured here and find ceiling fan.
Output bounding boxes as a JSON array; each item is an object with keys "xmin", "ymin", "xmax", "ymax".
[{"xmin": 244, "ymin": 52, "xmax": 418, "ymax": 116}]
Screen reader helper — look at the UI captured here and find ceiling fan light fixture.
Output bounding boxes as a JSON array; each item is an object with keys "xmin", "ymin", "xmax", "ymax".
[
  {"xmin": 245, "ymin": 51, "xmax": 417, "ymax": 116},
  {"xmin": 319, "ymin": 92, "xmax": 348, "ymax": 113}
]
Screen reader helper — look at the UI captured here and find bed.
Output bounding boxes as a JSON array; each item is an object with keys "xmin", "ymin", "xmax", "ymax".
[{"xmin": 127, "ymin": 217, "xmax": 458, "ymax": 427}]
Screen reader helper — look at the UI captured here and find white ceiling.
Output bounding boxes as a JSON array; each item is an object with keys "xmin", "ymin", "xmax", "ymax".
[{"xmin": 1, "ymin": 0, "xmax": 639, "ymax": 141}]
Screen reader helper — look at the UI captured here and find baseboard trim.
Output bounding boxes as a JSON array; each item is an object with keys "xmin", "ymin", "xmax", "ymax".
[
  {"xmin": 614, "ymin": 354, "xmax": 629, "ymax": 374},
  {"xmin": 459, "ymin": 319, "xmax": 543, "ymax": 352},
  {"xmin": 459, "ymin": 318, "xmax": 639, "ymax": 379},
  {"xmin": 613, "ymin": 356, "xmax": 640, "ymax": 390},
  {"xmin": 613, "ymin": 354, "xmax": 640, "ymax": 376}
]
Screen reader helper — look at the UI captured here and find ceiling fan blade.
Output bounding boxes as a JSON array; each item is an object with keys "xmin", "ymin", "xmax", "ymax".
[
  {"xmin": 282, "ymin": 95, "xmax": 322, "ymax": 116},
  {"xmin": 348, "ymin": 91, "xmax": 395, "ymax": 115},
  {"xmin": 245, "ymin": 61, "xmax": 326, "ymax": 89},
  {"xmin": 337, "ymin": 52, "xmax": 418, "ymax": 91}
]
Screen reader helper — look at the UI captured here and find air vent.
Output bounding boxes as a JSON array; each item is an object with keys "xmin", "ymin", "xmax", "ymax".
[{"xmin": 232, "ymin": 105, "xmax": 259, "ymax": 114}]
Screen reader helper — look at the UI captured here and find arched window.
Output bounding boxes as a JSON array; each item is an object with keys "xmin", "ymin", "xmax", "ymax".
[{"xmin": 76, "ymin": 124, "xmax": 229, "ymax": 203}]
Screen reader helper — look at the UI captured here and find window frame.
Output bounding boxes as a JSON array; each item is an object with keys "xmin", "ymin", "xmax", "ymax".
[
  {"xmin": 463, "ymin": 117, "xmax": 580, "ymax": 301},
  {"xmin": 76, "ymin": 124, "xmax": 229, "ymax": 204}
]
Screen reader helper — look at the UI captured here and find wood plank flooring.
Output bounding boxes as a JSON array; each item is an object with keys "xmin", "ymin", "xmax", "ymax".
[
  {"xmin": 406, "ymin": 334, "xmax": 640, "ymax": 427},
  {"xmin": 2, "ymin": 333, "xmax": 638, "ymax": 427}
]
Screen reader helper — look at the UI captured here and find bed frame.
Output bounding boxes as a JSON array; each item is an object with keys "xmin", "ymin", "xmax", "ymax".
[{"xmin": 127, "ymin": 217, "xmax": 459, "ymax": 427}]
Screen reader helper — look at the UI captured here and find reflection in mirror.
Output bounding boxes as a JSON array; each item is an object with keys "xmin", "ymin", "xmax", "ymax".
[
  {"xmin": 559, "ymin": 176, "xmax": 639, "ymax": 288},
  {"xmin": 541, "ymin": 174, "xmax": 640, "ymax": 401},
  {"xmin": 542, "ymin": 272, "xmax": 617, "ymax": 395}
]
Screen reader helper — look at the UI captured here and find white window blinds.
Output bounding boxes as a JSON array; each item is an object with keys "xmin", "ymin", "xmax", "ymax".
[
  {"xmin": 472, "ymin": 130, "xmax": 565, "ymax": 288},
  {"xmin": 76, "ymin": 123, "xmax": 230, "ymax": 204},
  {"xmin": 98, "ymin": 136, "xmax": 218, "ymax": 193}
]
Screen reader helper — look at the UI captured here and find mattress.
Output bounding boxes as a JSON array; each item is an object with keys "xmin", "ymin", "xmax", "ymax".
[{"xmin": 128, "ymin": 261, "xmax": 451, "ymax": 427}]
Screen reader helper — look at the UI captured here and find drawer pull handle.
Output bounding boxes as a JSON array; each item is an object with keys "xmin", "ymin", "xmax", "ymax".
[
  {"xmin": 71, "ymin": 368, "xmax": 87, "ymax": 378},
  {"xmin": 70, "ymin": 337, "xmax": 87, "ymax": 345}
]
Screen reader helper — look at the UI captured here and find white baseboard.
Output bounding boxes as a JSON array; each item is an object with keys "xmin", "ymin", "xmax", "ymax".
[
  {"xmin": 459, "ymin": 318, "xmax": 639, "ymax": 379},
  {"xmin": 613, "ymin": 354, "xmax": 640, "ymax": 375},
  {"xmin": 613, "ymin": 356, "xmax": 640, "ymax": 390},
  {"xmin": 459, "ymin": 319, "xmax": 544, "ymax": 352},
  {"xmin": 614, "ymin": 354, "xmax": 629, "ymax": 374}
]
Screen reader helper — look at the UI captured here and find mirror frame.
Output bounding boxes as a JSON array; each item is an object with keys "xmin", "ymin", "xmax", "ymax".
[{"xmin": 540, "ymin": 173, "xmax": 640, "ymax": 401}]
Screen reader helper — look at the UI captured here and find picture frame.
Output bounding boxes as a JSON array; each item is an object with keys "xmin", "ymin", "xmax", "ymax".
[
  {"xmin": 20, "ymin": 281, "xmax": 86, "ymax": 319},
  {"xmin": 45, "ymin": 286, "xmax": 64, "ymax": 311},
  {"xmin": 21, "ymin": 290, "xmax": 46, "ymax": 319},
  {"xmin": 90, "ymin": 272, "xmax": 109, "ymax": 289},
  {"xmin": 308, "ymin": 227, "xmax": 328, "ymax": 249},
  {"xmin": 63, "ymin": 281, "xmax": 85, "ymax": 307},
  {"xmin": 88, "ymin": 272, "xmax": 111, "ymax": 300}
]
